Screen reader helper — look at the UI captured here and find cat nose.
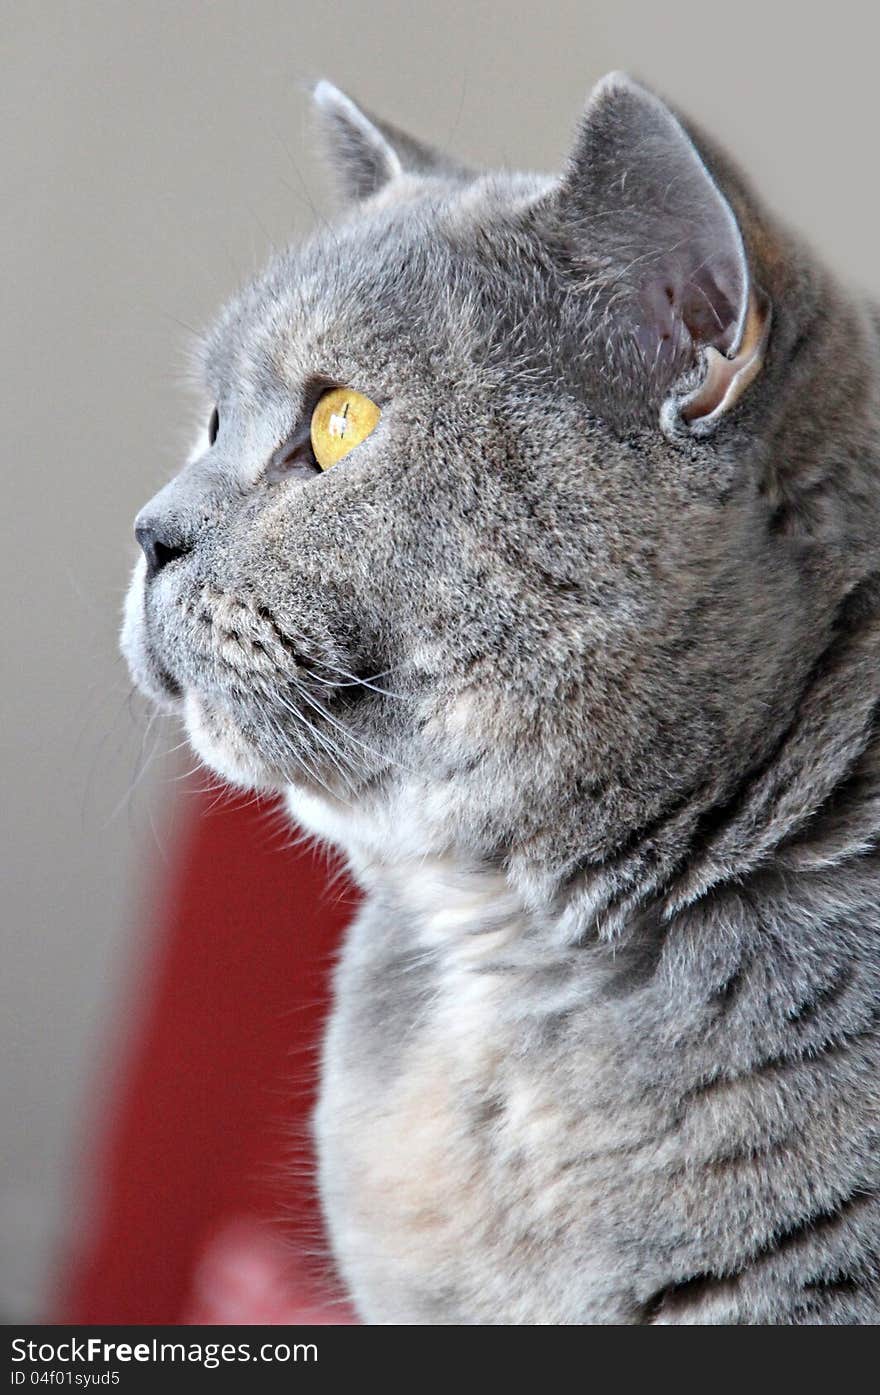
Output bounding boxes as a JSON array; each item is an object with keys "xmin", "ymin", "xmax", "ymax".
[{"xmin": 134, "ymin": 512, "xmax": 191, "ymax": 580}]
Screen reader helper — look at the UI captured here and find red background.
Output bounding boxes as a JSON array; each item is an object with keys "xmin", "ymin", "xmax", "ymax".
[{"xmin": 55, "ymin": 790, "xmax": 355, "ymax": 1323}]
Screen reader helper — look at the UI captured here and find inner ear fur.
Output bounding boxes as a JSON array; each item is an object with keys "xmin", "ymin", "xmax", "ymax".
[{"xmin": 678, "ymin": 290, "xmax": 771, "ymax": 427}]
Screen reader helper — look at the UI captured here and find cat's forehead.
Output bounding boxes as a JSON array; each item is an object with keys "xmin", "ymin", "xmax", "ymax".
[{"xmin": 201, "ymin": 171, "xmax": 555, "ymax": 400}]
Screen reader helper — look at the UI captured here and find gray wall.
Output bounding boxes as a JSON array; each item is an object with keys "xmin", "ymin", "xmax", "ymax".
[{"xmin": 3, "ymin": 0, "xmax": 879, "ymax": 1319}]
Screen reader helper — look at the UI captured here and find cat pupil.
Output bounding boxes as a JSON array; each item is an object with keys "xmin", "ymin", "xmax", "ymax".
[{"xmin": 207, "ymin": 406, "xmax": 219, "ymax": 445}]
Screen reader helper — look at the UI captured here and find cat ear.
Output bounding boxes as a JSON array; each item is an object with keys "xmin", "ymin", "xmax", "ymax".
[
  {"xmin": 312, "ymin": 81, "xmax": 469, "ymax": 202},
  {"xmin": 559, "ymin": 73, "xmax": 770, "ymax": 433}
]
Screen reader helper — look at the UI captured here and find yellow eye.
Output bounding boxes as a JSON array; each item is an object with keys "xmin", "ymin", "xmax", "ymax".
[{"xmin": 310, "ymin": 386, "xmax": 381, "ymax": 471}]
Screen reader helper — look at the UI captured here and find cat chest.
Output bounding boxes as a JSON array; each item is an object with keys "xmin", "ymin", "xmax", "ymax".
[{"xmin": 315, "ymin": 892, "xmax": 630, "ymax": 1320}]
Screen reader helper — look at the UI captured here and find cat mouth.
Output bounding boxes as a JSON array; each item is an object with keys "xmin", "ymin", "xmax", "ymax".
[
  {"xmin": 153, "ymin": 662, "xmax": 182, "ymax": 701},
  {"xmin": 136, "ymin": 651, "xmax": 185, "ymax": 712},
  {"xmin": 134, "ymin": 620, "xmax": 186, "ymax": 709},
  {"xmin": 121, "ymin": 609, "xmax": 185, "ymax": 712}
]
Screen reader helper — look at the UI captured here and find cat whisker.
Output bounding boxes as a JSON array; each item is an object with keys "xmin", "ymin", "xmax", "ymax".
[
  {"xmin": 105, "ymin": 704, "xmax": 167, "ymax": 825},
  {"xmin": 310, "ymin": 667, "xmax": 410, "ymax": 701},
  {"xmin": 288, "ymin": 677, "xmax": 411, "ymax": 776},
  {"xmin": 271, "ymin": 689, "xmax": 360, "ymax": 795}
]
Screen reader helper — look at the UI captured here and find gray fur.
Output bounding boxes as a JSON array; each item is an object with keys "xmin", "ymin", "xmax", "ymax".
[{"xmin": 122, "ymin": 73, "xmax": 880, "ymax": 1323}]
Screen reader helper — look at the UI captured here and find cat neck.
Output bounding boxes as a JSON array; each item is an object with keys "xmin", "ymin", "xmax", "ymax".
[{"xmin": 288, "ymin": 567, "xmax": 880, "ymax": 949}]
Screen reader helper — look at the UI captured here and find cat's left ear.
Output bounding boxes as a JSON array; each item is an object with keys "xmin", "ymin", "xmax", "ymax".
[
  {"xmin": 557, "ymin": 73, "xmax": 771, "ymax": 435},
  {"xmin": 312, "ymin": 81, "xmax": 470, "ymax": 203}
]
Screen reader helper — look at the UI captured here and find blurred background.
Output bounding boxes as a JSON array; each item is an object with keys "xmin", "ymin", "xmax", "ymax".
[{"xmin": 3, "ymin": 0, "xmax": 880, "ymax": 1322}]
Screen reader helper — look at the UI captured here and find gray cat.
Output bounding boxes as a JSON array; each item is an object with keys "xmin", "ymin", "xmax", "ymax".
[{"xmin": 122, "ymin": 73, "xmax": 880, "ymax": 1323}]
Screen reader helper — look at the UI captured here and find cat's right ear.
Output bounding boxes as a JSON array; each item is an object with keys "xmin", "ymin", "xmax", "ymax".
[
  {"xmin": 555, "ymin": 73, "xmax": 771, "ymax": 436},
  {"xmin": 312, "ymin": 81, "xmax": 469, "ymax": 203}
]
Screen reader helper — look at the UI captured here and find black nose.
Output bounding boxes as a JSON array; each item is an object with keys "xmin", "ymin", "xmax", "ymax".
[{"xmin": 134, "ymin": 517, "xmax": 190, "ymax": 580}]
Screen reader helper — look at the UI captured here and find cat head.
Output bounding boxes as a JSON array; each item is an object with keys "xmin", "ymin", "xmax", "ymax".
[{"xmin": 122, "ymin": 73, "xmax": 868, "ymax": 904}]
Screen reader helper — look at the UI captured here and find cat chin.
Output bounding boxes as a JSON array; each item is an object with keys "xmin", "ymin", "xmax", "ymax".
[
  {"xmin": 285, "ymin": 783, "xmax": 363, "ymax": 848},
  {"xmin": 183, "ymin": 691, "xmax": 286, "ymax": 793}
]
